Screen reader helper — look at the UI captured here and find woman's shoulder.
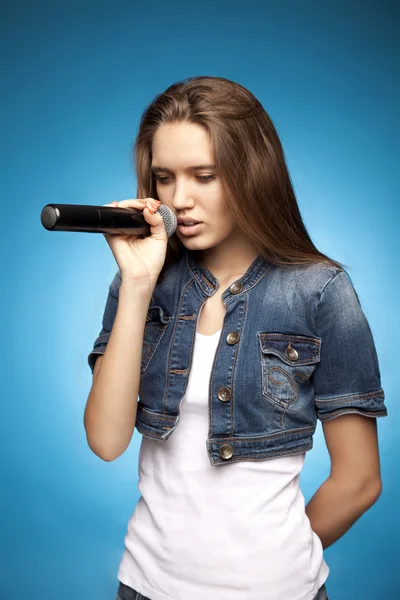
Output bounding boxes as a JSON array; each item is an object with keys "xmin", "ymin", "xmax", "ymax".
[{"xmin": 274, "ymin": 259, "xmax": 345, "ymax": 292}]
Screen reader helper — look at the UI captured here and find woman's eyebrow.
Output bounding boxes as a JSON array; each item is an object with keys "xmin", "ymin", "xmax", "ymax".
[{"xmin": 151, "ymin": 164, "xmax": 216, "ymax": 173}]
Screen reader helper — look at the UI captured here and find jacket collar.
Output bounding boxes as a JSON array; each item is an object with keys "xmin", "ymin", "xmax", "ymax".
[{"xmin": 184, "ymin": 249, "xmax": 273, "ymax": 297}]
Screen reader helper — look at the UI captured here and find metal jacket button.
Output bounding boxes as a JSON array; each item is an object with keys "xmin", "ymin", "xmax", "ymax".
[
  {"xmin": 219, "ymin": 444, "xmax": 234, "ymax": 460},
  {"xmin": 227, "ymin": 331, "xmax": 240, "ymax": 345},
  {"xmin": 217, "ymin": 386, "xmax": 231, "ymax": 402},
  {"xmin": 285, "ymin": 343, "xmax": 299, "ymax": 361},
  {"xmin": 229, "ymin": 281, "xmax": 243, "ymax": 294}
]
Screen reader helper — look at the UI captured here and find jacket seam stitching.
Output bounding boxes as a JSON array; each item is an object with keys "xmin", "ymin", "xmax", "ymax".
[
  {"xmin": 319, "ymin": 408, "xmax": 387, "ymax": 421},
  {"xmin": 315, "ymin": 388, "xmax": 384, "ymax": 404},
  {"xmin": 312, "ymin": 269, "xmax": 344, "ymax": 331}
]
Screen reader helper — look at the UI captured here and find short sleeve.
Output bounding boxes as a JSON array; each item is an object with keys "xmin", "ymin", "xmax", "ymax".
[
  {"xmin": 313, "ymin": 269, "xmax": 388, "ymax": 422},
  {"xmin": 87, "ymin": 270, "xmax": 122, "ymax": 374}
]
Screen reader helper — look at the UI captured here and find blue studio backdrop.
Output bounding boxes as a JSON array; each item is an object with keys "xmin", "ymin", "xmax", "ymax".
[{"xmin": 2, "ymin": 1, "xmax": 398, "ymax": 599}]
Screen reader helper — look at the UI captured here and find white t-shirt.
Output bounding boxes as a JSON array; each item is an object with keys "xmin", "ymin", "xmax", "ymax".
[{"xmin": 117, "ymin": 327, "xmax": 329, "ymax": 600}]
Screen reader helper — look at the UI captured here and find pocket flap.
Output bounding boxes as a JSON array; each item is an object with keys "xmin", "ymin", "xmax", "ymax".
[
  {"xmin": 146, "ymin": 305, "xmax": 173, "ymax": 325},
  {"xmin": 259, "ymin": 333, "xmax": 321, "ymax": 366}
]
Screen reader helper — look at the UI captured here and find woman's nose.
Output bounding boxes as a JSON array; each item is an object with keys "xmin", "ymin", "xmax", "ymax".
[{"xmin": 172, "ymin": 186, "xmax": 193, "ymax": 209}]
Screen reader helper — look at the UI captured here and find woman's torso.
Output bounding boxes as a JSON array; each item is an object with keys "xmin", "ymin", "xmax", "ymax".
[{"xmin": 117, "ymin": 320, "xmax": 329, "ymax": 600}]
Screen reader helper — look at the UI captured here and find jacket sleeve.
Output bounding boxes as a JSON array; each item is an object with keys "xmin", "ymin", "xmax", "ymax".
[
  {"xmin": 87, "ymin": 270, "xmax": 122, "ymax": 374},
  {"xmin": 312, "ymin": 269, "xmax": 388, "ymax": 422}
]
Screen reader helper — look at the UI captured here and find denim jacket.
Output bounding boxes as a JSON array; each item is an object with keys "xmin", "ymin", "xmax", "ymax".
[{"xmin": 88, "ymin": 250, "xmax": 388, "ymax": 466}]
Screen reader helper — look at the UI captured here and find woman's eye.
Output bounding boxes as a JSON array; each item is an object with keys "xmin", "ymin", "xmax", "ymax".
[
  {"xmin": 153, "ymin": 175, "xmax": 214, "ymax": 184},
  {"xmin": 197, "ymin": 176, "xmax": 215, "ymax": 183}
]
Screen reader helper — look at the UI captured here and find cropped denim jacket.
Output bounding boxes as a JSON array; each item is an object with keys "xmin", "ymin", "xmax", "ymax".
[{"xmin": 88, "ymin": 250, "xmax": 388, "ymax": 466}]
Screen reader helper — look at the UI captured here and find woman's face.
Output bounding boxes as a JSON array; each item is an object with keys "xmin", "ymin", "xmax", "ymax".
[{"xmin": 151, "ymin": 122, "xmax": 239, "ymax": 251}]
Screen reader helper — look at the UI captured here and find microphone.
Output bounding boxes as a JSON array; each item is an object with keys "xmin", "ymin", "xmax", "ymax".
[{"xmin": 40, "ymin": 203, "xmax": 177, "ymax": 238}]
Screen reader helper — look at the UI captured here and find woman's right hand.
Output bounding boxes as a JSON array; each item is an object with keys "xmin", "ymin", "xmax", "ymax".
[{"xmin": 102, "ymin": 198, "xmax": 169, "ymax": 285}]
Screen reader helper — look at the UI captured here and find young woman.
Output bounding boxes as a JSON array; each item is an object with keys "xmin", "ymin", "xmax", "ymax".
[{"xmin": 84, "ymin": 76, "xmax": 388, "ymax": 600}]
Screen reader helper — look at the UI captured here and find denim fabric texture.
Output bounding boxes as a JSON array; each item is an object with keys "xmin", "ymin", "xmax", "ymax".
[
  {"xmin": 115, "ymin": 581, "xmax": 329, "ymax": 600},
  {"xmin": 89, "ymin": 249, "xmax": 387, "ymax": 466},
  {"xmin": 116, "ymin": 581, "xmax": 150, "ymax": 599}
]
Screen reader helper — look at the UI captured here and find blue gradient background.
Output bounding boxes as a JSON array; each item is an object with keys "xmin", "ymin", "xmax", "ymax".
[{"xmin": 2, "ymin": 1, "xmax": 398, "ymax": 599}]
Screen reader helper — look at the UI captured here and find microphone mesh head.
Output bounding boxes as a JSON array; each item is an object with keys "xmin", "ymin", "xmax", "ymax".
[{"xmin": 157, "ymin": 204, "xmax": 177, "ymax": 237}]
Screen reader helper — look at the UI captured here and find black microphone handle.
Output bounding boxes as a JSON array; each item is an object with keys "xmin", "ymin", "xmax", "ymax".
[{"xmin": 40, "ymin": 203, "xmax": 176, "ymax": 237}]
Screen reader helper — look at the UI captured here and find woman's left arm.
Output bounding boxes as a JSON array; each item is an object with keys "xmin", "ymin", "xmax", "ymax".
[{"xmin": 305, "ymin": 413, "xmax": 382, "ymax": 550}]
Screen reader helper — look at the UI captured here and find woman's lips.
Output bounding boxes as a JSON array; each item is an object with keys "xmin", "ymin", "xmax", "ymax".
[{"xmin": 177, "ymin": 222, "xmax": 203, "ymax": 236}]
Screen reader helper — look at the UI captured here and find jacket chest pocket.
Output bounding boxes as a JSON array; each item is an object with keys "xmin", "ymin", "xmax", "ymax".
[
  {"xmin": 258, "ymin": 333, "xmax": 321, "ymax": 409},
  {"xmin": 141, "ymin": 305, "xmax": 173, "ymax": 374}
]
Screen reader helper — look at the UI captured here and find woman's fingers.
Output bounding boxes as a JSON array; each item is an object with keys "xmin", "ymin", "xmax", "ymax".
[{"xmin": 103, "ymin": 198, "xmax": 162, "ymax": 213}]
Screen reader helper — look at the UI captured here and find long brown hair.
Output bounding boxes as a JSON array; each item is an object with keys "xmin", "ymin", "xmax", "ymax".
[{"xmin": 133, "ymin": 76, "xmax": 347, "ymax": 282}]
